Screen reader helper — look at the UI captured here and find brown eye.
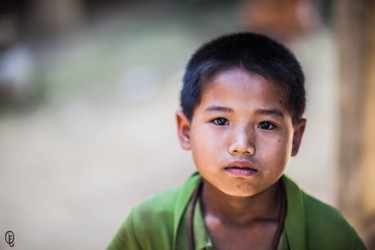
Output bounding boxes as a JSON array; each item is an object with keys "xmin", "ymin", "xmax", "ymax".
[
  {"xmin": 212, "ymin": 118, "xmax": 229, "ymax": 126},
  {"xmin": 258, "ymin": 121, "xmax": 276, "ymax": 130}
]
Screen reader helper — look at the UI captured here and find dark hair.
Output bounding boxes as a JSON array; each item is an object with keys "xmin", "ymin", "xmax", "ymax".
[{"xmin": 180, "ymin": 32, "xmax": 305, "ymax": 124}]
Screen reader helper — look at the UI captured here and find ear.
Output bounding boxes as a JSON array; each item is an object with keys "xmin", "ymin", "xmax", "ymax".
[
  {"xmin": 176, "ymin": 110, "xmax": 192, "ymax": 150},
  {"xmin": 291, "ymin": 119, "xmax": 306, "ymax": 156}
]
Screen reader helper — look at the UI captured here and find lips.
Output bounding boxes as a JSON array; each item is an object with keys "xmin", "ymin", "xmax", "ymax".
[{"xmin": 224, "ymin": 160, "xmax": 258, "ymax": 176}]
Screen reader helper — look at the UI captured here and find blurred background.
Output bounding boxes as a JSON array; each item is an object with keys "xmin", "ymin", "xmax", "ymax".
[{"xmin": 0, "ymin": 0, "xmax": 374, "ymax": 249}]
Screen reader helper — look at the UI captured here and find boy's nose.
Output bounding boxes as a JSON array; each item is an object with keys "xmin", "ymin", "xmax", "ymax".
[{"xmin": 228, "ymin": 128, "xmax": 255, "ymax": 156}]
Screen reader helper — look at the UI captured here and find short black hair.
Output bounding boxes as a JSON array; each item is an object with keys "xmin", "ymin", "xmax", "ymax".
[{"xmin": 180, "ymin": 32, "xmax": 305, "ymax": 124}]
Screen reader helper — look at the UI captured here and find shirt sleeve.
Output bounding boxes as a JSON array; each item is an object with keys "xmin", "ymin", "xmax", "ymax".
[
  {"xmin": 351, "ymin": 235, "xmax": 368, "ymax": 250},
  {"xmin": 106, "ymin": 209, "xmax": 141, "ymax": 250}
]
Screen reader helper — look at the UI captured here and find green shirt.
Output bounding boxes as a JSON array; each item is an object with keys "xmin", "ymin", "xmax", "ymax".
[{"xmin": 107, "ymin": 172, "xmax": 367, "ymax": 249}]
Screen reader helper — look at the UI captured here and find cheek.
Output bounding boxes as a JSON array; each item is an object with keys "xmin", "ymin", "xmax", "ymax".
[
  {"xmin": 276, "ymin": 136, "xmax": 292, "ymax": 153},
  {"xmin": 191, "ymin": 127, "xmax": 224, "ymax": 166},
  {"xmin": 191, "ymin": 124, "xmax": 220, "ymax": 148},
  {"xmin": 276, "ymin": 135, "xmax": 293, "ymax": 164},
  {"xmin": 263, "ymin": 140, "xmax": 291, "ymax": 178},
  {"xmin": 260, "ymin": 133, "xmax": 292, "ymax": 161},
  {"xmin": 190, "ymin": 128, "xmax": 210, "ymax": 161}
]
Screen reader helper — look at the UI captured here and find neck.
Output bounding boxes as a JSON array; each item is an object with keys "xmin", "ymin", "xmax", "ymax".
[{"xmin": 200, "ymin": 180, "xmax": 282, "ymax": 226}]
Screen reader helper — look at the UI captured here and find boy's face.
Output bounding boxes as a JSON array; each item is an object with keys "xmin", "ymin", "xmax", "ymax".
[{"xmin": 176, "ymin": 69, "xmax": 306, "ymax": 197}]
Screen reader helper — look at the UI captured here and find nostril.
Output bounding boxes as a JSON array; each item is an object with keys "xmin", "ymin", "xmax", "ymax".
[
  {"xmin": 228, "ymin": 142, "xmax": 255, "ymax": 155},
  {"xmin": 246, "ymin": 146, "xmax": 256, "ymax": 156}
]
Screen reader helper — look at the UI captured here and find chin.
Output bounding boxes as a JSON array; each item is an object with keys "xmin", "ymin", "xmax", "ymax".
[{"xmin": 220, "ymin": 186, "xmax": 258, "ymax": 198}]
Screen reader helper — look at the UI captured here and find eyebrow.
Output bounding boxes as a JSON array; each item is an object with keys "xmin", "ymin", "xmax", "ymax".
[
  {"xmin": 255, "ymin": 109, "xmax": 285, "ymax": 118},
  {"xmin": 203, "ymin": 105, "xmax": 234, "ymax": 113},
  {"xmin": 203, "ymin": 106, "xmax": 284, "ymax": 117}
]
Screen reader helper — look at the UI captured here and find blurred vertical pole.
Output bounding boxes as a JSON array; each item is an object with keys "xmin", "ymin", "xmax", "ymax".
[
  {"xmin": 360, "ymin": 0, "xmax": 375, "ymax": 247},
  {"xmin": 335, "ymin": 0, "xmax": 375, "ymax": 246},
  {"xmin": 362, "ymin": 1, "xmax": 375, "ymax": 213},
  {"xmin": 335, "ymin": 0, "xmax": 364, "ymax": 219}
]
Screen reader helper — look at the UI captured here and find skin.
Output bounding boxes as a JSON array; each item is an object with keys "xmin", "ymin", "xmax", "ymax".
[{"xmin": 176, "ymin": 68, "xmax": 306, "ymax": 250}]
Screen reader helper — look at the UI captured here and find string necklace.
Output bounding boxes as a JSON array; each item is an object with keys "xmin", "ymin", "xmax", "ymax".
[{"xmin": 187, "ymin": 181, "xmax": 286, "ymax": 250}]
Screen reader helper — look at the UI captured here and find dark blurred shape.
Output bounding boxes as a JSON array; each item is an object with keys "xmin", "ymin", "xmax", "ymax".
[
  {"xmin": 28, "ymin": 0, "xmax": 84, "ymax": 38},
  {"xmin": 0, "ymin": 0, "xmax": 237, "ymax": 111},
  {"xmin": 0, "ymin": 1, "xmax": 30, "ymax": 40},
  {"xmin": 0, "ymin": 0, "xmax": 84, "ymax": 110},
  {"xmin": 0, "ymin": 1, "xmax": 37, "ymax": 109},
  {"xmin": 0, "ymin": 45, "xmax": 38, "ymax": 109}
]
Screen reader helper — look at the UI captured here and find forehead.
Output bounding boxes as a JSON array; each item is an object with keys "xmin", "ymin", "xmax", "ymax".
[{"xmin": 200, "ymin": 69, "xmax": 288, "ymax": 107}]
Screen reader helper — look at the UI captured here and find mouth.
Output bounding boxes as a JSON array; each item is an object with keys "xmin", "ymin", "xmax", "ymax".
[{"xmin": 224, "ymin": 161, "xmax": 258, "ymax": 176}]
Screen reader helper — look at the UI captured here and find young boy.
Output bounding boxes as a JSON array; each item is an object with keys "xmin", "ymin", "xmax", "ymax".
[{"xmin": 108, "ymin": 32, "xmax": 366, "ymax": 249}]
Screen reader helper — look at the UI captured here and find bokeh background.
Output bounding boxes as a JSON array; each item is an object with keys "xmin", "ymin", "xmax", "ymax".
[{"xmin": 0, "ymin": 0, "xmax": 374, "ymax": 249}]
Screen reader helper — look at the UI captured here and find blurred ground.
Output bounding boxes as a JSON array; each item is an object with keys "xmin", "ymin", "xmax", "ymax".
[{"xmin": 0, "ymin": 2, "xmax": 340, "ymax": 249}]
